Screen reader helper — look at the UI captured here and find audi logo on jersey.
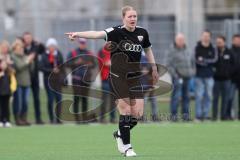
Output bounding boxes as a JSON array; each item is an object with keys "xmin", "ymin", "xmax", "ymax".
[
  {"xmin": 123, "ymin": 43, "xmax": 142, "ymax": 52},
  {"xmin": 105, "ymin": 40, "xmax": 143, "ymax": 53},
  {"xmin": 118, "ymin": 40, "xmax": 143, "ymax": 53}
]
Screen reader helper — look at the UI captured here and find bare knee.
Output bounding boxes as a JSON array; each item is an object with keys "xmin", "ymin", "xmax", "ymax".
[
  {"xmin": 117, "ymin": 99, "xmax": 131, "ymax": 115},
  {"xmin": 131, "ymin": 99, "xmax": 144, "ymax": 118},
  {"xmin": 131, "ymin": 110, "xmax": 143, "ymax": 118}
]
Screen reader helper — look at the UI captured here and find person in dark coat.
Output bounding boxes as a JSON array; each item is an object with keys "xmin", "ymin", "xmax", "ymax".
[
  {"xmin": 212, "ymin": 35, "xmax": 234, "ymax": 120},
  {"xmin": 67, "ymin": 38, "xmax": 97, "ymax": 123},
  {"xmin": 194, "ymin": 30, "xmax": 217, "ymax": 121},
  {"xmin": 228, "ymin": 34, "xmax": 240, "ymax": 120},
  {"xmin": 40, "ymin": 38, "xmax": 65, "ymax": 124},
  {"xmin": 23, "ymin": 32, "xmax": 45, "ymax": 124}
]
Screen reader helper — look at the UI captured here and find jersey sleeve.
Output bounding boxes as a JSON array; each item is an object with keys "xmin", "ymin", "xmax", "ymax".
[
  {"xmin": 142, "ymin": 30, "xmax": 152, "ymax": 48},
  {"xmin": 104, "ymin": 27, "xmax": 118, "ymax": 42}
]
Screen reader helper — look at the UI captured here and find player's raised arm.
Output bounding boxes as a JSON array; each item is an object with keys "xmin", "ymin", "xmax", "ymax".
[{"xmin": 65, "ymin": 31, "xmax": 106, "ymax": 41}]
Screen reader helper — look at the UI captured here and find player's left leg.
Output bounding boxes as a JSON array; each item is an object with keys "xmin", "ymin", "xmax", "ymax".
[{"xmin": 130, "ymin": 99, "xmax": 144, "ymax": 130}]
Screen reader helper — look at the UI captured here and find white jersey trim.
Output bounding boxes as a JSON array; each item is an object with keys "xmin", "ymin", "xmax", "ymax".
[
  {"xmin": 104, "ymin": 27, "xmax": 115, "ymax": 41},
  {"xmin": 136, "ymin": 26, "xmax": 144, "ymax": 29},
  {"xmin": 121, "ymin": 25, "xmax": 145, "ymax": 29},
  {"xmin": 105, "ymin": 27, "xmax": 114, "ymax": 33},
  {"xmin": 104, "ymin": 30, "xmax": 108, "ymax": 41}
]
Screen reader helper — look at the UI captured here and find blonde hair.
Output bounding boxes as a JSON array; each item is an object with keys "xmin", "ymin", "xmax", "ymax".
[
  {"xmin": 11, "ymin": 39, "xmax": 24, "ymax": 53},
  {"xmin": 0, "ymin": 40, "xmax": 10, "ymax": 54},
  {"xmin": 122, "ymin": 5, "xmax": 135, "ymax": 17},
  {"xmin": 0, "ymin": 41, "xmax": 15, "ymax": 75}
]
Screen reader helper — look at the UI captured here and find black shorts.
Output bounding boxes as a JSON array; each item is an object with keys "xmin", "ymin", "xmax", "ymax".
[{"xmin": 109, "ymin": 71, "xmax": 145, "ymax": 99}]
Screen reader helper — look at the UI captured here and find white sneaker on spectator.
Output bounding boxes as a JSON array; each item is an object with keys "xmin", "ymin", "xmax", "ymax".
[
  {"xmin": 4, "ymin": 122, "xmax": 12, "ymax": 128},
  {"xmin": 124, "ymin": 147, "xmax": 137, "ymax": 157},
  {"xmin": 0, "ymin": 122, "xmax": 3, "ymax": 127},
  {"xmin": 113, "ymin": 130, "xmax": 125, "ymax": 154}
]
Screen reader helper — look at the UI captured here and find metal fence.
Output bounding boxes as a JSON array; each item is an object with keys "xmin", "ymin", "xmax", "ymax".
[
  {"xmin": 206, "ymin": 18, "xmax": 240, "ymax": 47},
  {"xmin": 2, "ymin": 15, "xmax": 240, "ymax": 61},
  {"xmin": 51, "ymin": 16, "xmax": 175, "ymax": 65},
  {"xmin": 0, "ymin": 16, "xmax": 175, "ymax": 63}
]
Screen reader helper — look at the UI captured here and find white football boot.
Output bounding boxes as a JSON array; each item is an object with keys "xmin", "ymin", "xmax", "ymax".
[
  {"xmin": 4, "ymin": 122, "xmax": 12, "ymax": 128},
  {"xmin": 113, "ymin": 130, "xmax": 125, "ymax": 154},
  {"xmin": 124, "ymin": 147, "xmax": 137, "ymax": 157}
]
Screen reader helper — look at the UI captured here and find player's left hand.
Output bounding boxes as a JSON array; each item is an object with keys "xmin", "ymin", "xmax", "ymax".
[
  {"xmin": 65, "ymin": 32, "xmax": 78, "ymax": 41},
  {"xmin": 152, "ymin": 66, "xmax": 159, "ymax": 85}
]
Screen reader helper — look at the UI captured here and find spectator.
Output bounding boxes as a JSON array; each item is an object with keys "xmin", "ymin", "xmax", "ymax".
[
  {"xmin": 167, "ymin": 33, "xmax": 196, "ymax": 121},
  {"xmin": 67, "ymin": 38, "xmax": 96, "ymax": 123},
  {"xmin": 0, "ymin": 53, "xmax": 16, "ymax": 127},
  {"xmin": 98, "ymin": 45, "xmax": 116, "ymax": 123},
  {"xmin": 23, "ymin": 32, "xmax": 45, "ymax": 124},
  {"xmin": 212, "ymin": 35, "xmax": 234, "ymax": 121},
  {"xmin": 194, "ymin": 30, "xmax": 217, "ymax": 121},
  {"xmin": 0, "ymin": 40, "xmax": 15, "ymax": 128},
  {"xmin": 11, "ymin": 39, "xmax": 35, "ymax": 126},
  {"xmin": 230, "ymin": 34, "xmax": 240, "ymax": 120},
  {"xmin": 0, "ymin": 40, "xmax": 13, "ymax": 66},
  {"xmin": 40, "ymin": 38, "xmax": 64, "ymax": 124}
]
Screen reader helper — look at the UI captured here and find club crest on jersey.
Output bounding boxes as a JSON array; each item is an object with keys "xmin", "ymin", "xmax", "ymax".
[{"xmin": 137, "ymin": 36, "xmax": 143, "ymax": 42}]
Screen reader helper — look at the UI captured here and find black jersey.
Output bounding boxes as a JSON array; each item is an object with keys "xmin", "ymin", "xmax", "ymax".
[{"xmin": 104, "ymin": 25, "xmax": 151, "ymax": 63}]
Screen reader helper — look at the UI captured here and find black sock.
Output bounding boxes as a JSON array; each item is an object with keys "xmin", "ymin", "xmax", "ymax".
[
  {"xmin": 130, "ymin": 116, "xmax": 138, "ymax": 130},
  {"xmin": 119, "ymin": 115, "xmax": 131, "ymax": 145}
]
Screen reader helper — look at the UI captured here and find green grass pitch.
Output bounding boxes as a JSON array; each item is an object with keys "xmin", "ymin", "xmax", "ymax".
[
  {"xmin": 1, "ymin": 122, "xmax": 240, "ymax": 160},
  {"xmin": 1, "ymin": 90, "xmax": 239, "ymax": 159}
]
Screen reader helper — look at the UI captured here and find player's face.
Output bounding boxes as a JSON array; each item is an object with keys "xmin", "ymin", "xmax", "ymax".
[{"xmin": 123, "ymin": 10, "xmax": 137, "ymax": 29}]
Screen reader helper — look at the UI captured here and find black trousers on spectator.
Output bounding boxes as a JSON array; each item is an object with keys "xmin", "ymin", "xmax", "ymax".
[
  {"xmin": 99, "ymin": 79, "xmax": 116, "ymax": 122},
  {"xmin": 72, "ymin": 80, "xmax": 90, "ymax": 122},
  {"xmin": 212, "ymin": 80, "xmax": 231, "ymax": 120},
  {"xmin": 31, "ymin": 77, "xmax": 42, "ymax": 122},
  {"xmin": 227, "ymin": 83, "xmax": 240, "ymax": 120},
  {"xmin": 44, "ymin": 78, "xmax": 62, "ymax": 123},
  {"xmin": 237, "ymin": 85, "xmax": 240, "ymax": 120},
  {"xmin": 0, "ymin": 95, "xmax": 10, "ymax": 123}
]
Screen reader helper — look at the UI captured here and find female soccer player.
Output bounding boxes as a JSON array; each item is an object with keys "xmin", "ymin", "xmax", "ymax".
[{"xmin": 65, "ymin": 5, "xmax": 159, "ymax": 157}]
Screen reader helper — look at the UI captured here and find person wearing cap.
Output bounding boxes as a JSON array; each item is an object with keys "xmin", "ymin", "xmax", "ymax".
[
  {"xmin": 40, "ymin": 38, "xmax": 65, "ymax": 124},
  {"xmin": 67, "ymin": 38, "xmax": 97, "ymax": 123}
]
